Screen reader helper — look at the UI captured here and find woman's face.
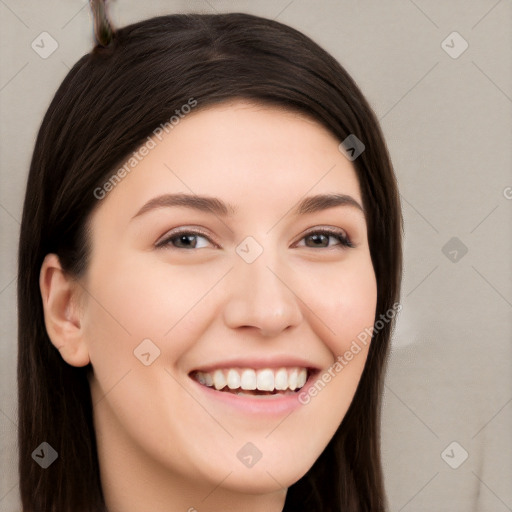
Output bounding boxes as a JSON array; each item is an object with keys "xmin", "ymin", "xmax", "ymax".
[{"xmin": 79, "ymin": 100, "xmax": 377, "ymax": 503}]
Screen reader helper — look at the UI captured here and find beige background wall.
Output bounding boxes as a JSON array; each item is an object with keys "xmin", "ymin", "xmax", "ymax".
[{"xmin": 1, "ymin": 1, "xmax": 511, "ymax": 510}]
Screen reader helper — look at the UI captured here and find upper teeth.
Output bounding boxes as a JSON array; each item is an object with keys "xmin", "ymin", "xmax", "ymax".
[{"xmin": 193, "ymin": 367, "xmax": 308, "ymax": 392}]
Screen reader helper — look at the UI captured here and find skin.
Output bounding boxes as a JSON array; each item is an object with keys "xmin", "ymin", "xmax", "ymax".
[{"xmin": 40, "ymin": 100, "xmax": 377, "ymax": 512}]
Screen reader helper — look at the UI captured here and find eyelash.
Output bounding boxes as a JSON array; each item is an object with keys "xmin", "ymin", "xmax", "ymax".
[{"xmin": 155, "ymin": 227, "xmax": 354, "ymax": 250}]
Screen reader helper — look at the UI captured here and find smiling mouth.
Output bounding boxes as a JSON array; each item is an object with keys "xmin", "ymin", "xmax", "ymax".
[{"xmin": 189, "ymin": 367, "xmax": 314, "ymax": 396}]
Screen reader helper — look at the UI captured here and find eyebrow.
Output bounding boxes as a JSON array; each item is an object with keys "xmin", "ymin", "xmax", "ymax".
[
  {"xmin": 293, "ymin": 193, "xmax": 365, "ymax": 216},
  {"xmin": 132, "ymin": 193, "xmax": 238, "ymax": 219},
  {"xmin": 131, "ymin": 192, "xmax": 365, "ymax": 220}
]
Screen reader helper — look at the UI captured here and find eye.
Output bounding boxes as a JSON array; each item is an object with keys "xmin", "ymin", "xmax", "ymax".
[
  {"xmin": 155, "ymin": 229, "xmax": 215, "ymax": 250},
  {"xmin": 155, "ymin": 227, "xmax": 354, "ymax": 250},
  {"xmin": 296, "ymin": 228, "xmax": 354, "ymax": 249}
]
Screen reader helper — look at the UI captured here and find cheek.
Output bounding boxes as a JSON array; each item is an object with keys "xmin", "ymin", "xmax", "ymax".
[
  {"xmin": 281, "ymin": 256, "xmax": 377, "ymax": 455},
  {"xmin": 83, "ymin": 246, "xmax": 376, "ymax": 389},
  {"xmin": 82, "ymin": 253, "xmax": 231, "ymax": 371},
  {"xmin": 303, "ymin": 254, "xmax": 377, "ymax": 357}
]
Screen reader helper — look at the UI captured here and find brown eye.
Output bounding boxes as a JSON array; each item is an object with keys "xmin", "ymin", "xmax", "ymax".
[
  {"xmin": 299, "ymin": 229, "xmax": 353, "ymax": 249},
  {"xmin": 156, "ymin": 230, "xmax": 213, "ymax": 249}
]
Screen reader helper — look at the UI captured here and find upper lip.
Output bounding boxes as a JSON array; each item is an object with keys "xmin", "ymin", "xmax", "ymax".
[{"xmin": 189, "ymin": 356, "xmax": 322, "ymax": 374}]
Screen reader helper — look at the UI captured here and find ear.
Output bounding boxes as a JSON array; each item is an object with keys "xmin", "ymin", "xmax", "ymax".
[{"xmin": 39, "ymin": 254, "xmax": 90, "ymax": 367}]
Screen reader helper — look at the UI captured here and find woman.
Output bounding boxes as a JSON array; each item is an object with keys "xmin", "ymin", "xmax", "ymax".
[{"xmin": 17, "ymin": 1, "xmax": 402, "ymax": 510}]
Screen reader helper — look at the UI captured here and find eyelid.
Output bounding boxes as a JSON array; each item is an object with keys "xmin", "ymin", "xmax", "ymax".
[
  {"xmin": 294, "ymin": 226, "xmax": 354, "ymax": 248},
  {"xmin": 156, "ymin": 225, "xmax": 354, "ymax": 250},
  {"xmin": 155, "ymin": 226, "xmax": 218, "ymax": 248}
]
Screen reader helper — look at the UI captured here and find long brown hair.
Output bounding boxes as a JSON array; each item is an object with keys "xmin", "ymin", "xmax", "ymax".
[{"xmin": 18, "ymin": 4, "xmax": 402, "ymax": 511}]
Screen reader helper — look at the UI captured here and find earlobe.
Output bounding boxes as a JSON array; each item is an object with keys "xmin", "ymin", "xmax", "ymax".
[{"xmin": 39, "ymin": 253, "xmax": 90, "ymax": 367}]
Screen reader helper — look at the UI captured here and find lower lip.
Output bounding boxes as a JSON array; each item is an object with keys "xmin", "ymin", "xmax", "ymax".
[{"xmin": 189, "ymin": 371, "xmax": 319, "ymax": 416}]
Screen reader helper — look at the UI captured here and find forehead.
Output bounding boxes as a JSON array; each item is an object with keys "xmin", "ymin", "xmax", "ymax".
[{"xmin": 91, "ymin": 99, "xmax": 363, "ymax": 223}]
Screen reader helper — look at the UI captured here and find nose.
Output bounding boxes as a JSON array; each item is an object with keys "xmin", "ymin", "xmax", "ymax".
[{"xmin": 222, "ymin": 253, "xmax": 303, "ymax": 337}]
